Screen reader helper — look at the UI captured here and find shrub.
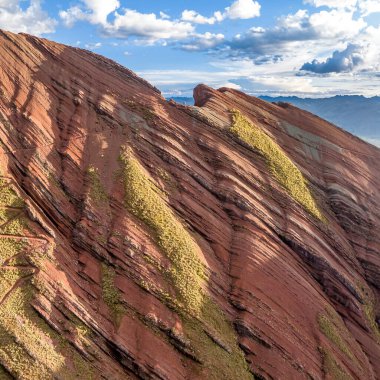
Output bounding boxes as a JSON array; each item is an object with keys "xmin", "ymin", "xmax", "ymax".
[
  {"xmin": 318, "ymin": 314, "xmax": 354, "ymax": 360},
  {"xmin": 101, "ymin": 263, "xmax": 125, "ymax": 325},
  {"xmin": 319, "ymin": 347, "xmax": 353, "ymax": 380},
  {"xmin": 87, "ymin": 166, "xmax": 108, "ymax": 203}
]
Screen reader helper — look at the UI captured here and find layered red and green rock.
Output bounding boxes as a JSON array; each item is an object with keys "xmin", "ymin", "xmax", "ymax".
[{"xmin": 0, "ymin": 29, "xmax": 379, "ymax": 379}]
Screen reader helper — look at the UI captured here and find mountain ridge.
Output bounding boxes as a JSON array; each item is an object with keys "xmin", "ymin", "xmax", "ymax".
[{"xmin": 170, "ymin": 94, "xmax": 380, "ymax": 147}]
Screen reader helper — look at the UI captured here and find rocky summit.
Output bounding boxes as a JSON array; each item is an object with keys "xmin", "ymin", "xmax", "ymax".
[{"xmin": 0, "ymin": 29, "xmax": 379, "ymax": 380}]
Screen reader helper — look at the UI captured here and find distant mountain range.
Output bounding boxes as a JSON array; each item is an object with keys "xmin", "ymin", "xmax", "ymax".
[
  {"xmin": 169, "ymin": 95, "xmax": 380, "ymax": 147},
  {"xmin": 168, "ymin": 97, "xmax": 194, "ymax": 106}
]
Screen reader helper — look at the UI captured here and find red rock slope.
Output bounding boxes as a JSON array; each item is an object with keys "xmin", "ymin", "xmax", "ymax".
[{"xmin": 0, "ymin": 29, "xmax": 379, "ymax": 380}]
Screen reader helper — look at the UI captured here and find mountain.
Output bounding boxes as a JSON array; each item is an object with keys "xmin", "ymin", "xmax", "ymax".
[
  {"xmin": 260, "ymin": 95, "xmax": 380, "ymax": 146},
  {"xmin": 167, "ymin": 96, "xmax": 194, "ymax": 106},
  {"xmin": 171, "ymin": 95, "xmax": 380, "ymax": 147},
  {"xmin": 0, "ymin": 29, "xmax": 380, "ymax": 380}
]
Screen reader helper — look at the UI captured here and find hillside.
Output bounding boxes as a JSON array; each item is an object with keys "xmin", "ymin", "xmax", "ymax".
[
  {"xmin": 0, "ymin": 30, "xmax": 380, "ymax": 380},
  {"xmin": 171, "ymin": 95, "xmax": 380, "ymax": 147},
  {"xmin": 260, "ymin": 95, "xmax": 380, "ymax": 146}
]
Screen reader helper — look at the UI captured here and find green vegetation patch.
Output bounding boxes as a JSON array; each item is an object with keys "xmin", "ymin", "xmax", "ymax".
[
  {"xmin": 363, "ymin": 302, "xmax": 380, "ymax": 343},
  {"xmin": 101, "ymin": 263, "xmax": 125, "ymax": 325},
  {"xmin": 319, "ymin": 347, "xmax": 353, "ymax": 380},
  {"xmin": 0, "ymin": 286, "xmax": 66, "ymax": 378},
  {"xmin": 0, "ymin": 238, "xmax": 25, "ymax": 264},
  {"xmin": 229, "ymin": 110, "xmax": 323, "ymax": 220},
  {"xmin": 120, "ymin": 149, "xmax": 206, "ymax": 315},
  {"xmin": 0, "ymin": 180, "xmax": 95, "ymax": 379},
  {"xmin": 0, "ymin": 180, "xmax": 24, "ymax": 208},
  {"xmin": 0, "ymin": 212, "xmax": 27, "ymax": 236},
  {"xmin": 87, "ymin": 166, "xmax": 108, "ymax": 203},
  {"xmin": 0, "ymin": 267, "xmax": 34, "ymax": 295},
  {"xmin": 0, "ymin": 284, "xmax": 95, "ymax": 380},
  {"xmin": 318, "ymin": 314, "xmax": 354, "ymax": 360},
  {"xmin": 120, "ymin": 149, "xmax": 252, "ymax": 379},
  {"xmin": 182, "ymin": 298, "xmax": 252, "ymax": 380}
]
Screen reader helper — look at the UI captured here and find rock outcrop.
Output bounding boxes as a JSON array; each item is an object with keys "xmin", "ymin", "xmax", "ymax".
[{"xmin": 0, "ymin": 29, "xmax": 379, "ymax": 379}]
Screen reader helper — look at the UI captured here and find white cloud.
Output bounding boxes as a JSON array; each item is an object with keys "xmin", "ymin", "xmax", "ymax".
[
  {"xmin": 359, "ymin": 0, "xmax": 380, "ymax": 16},
  {"xmin": 60, "ymin": 0, "xmax": 120, "ymax": 27},
  {"xmin": 180, "ymin": 32, "xmax": 225, "ymax": 51},
  {"xmin": 358, "ymin": 25, "xmax": 380, "ymax": 70},
  {"xmin": 60, "ymin": 6, "xmax": 86, "ymax": 27},
  {"xmin": 60, "ymin": 0, "xmax": 260, "ymax": 44},
  {"xmin": 275, "ymin": 8, "xmax": 366, "ymax": 39},
  {"xmin": 308, "ymin": 10, "xmax": 366, "ymax": 38},
  {"xmin": 181, "ymin": 0, "xmax": 260, "ymax": 25},
  {"xmin": 223, "ymin": 8, "xmax": 367, "ymax": 60},
  {"xmin": 105, "ymin": 10, "xmax": 194, "ymax": 42},
  {"xmin": 225, "ymin": 0, "xmax": 261, "ymax": 19},
  {"xmin": 300, "ymin": 16, "xmax": 380, "ymax": 74},
  {"xmin": 84, "ymin": 42, "xmax": 102, "ymax": 50},
  {"xmin": 249, "ymin": 75, "xmax": 318, "ymax": 93},
  {"xmin": 305, "ymin": 0, "xmax": 380, "ymax": 16},
  {"xmin": 219, "ymin": 82, "xmax": 242, "ymax": 90},
  {"xmin": 181, "ymin": 10, "xmax": 223, "ymax": 25},
  {"xmin": 304, "ymin": 0, "xmax": 358, "ymax": 9},
  {"xmin": 60, "ymin": 2, "xmax": 194, "ymax": 43},
  {"xmin": 306, "ymin": 0, "xmax": 380, "ymax": 16},
  {"xmin": 0, "ymin": 0, "xmax": 56, "ymax": 35},
  {"xmin": 301, "ymin": 43, "xmax": 366, "ymax": 73},
  {"xmin": 160, "ymin": 11, "xmax": 170, "ymax": 20},
  {"xmin": 82, "ymin": 0, "xmax": 120, "ymax": 24}
]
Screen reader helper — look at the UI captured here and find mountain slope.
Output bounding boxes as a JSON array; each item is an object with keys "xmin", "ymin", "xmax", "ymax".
[
  {"xmin": 0, "ymin": 30, "xmax": 380, "ymax": 380},
  {"xmin": 260, "ymin": 95, "xmax": 380, "ymax": 145},
  {"xmin": 170, "ymin": 95, "xmax": 380, "ymax": 147}
]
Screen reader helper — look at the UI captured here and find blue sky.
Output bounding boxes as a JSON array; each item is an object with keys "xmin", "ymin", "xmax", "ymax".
[{"xmin": 1, "ymin": 0, "xmax": 380, "ymax": 97}]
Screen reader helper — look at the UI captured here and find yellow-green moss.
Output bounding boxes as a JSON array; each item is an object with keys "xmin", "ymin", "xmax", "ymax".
[
  {"xmin": 120, "ymin": 149, "xmax": 206, "ymax": 314},
  {"xmin": 229, "ymin": 110, "xmax": 323, "ymax": 220},
  {"xmin": 319, "ymin": 347, "xmax": 353, "ymax": 380},
  {"xmin": 76, "ymin": 323, "xmax": 91, "ymax": 343},
  {"xmin": 0, "ymin": 284, "xmax": 95, "ymax": 380},
  {"xmin": 363, "ymin": 302, "xmax": 380, "ymax": 342},
  {"xmin": 0, "ymin": 181, "xmax": 95, "ymax": 380},
  {"xmin": 183, "ymin": 298, "xmax": 251, "ymax": 380},
  {"xmin": 0, "ymin": 180, "xmax": 24, "ymax": 208},
  {"xmin": 0, "ymin": 213, "xmax": 27, "ymax": 236},
  {"xmin": 318, "ymin": 314, "xmax": 354, "ymax": 360},
  {"xmin": 97, "ymin": 234, "xmax": 108, "ymax": 245},
  {"xmin": 120, "ymin": 149, "xmax": 252, "ymax": 379},
  {"xmin": 156, "ymin": 168, "xmax": 177, "ymax": 190},
  {"xmin": 0, "ymin": 238, "xmax": 25, "ymax": 264},
  {"xmin": 87, "ymin": 166, "xmax": 108, "ymax": 203},
  {"xmin": 101, "ymin": 263, "xmax": 125, "ymax": 325},
  {"xmin": 0, "ymin": 267, "xmax": 34, "ymax": 295},
  {"xmin": 0, "ymin": 286, "xmax": 66, "ymax": 378},
  {"xmin": 142, "ymin": 108, "xmax": 155, "ymax": 122}
]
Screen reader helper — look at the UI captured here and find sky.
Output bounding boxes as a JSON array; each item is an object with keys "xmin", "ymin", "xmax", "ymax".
[{"xmin": 1, "ymin": 0, "xmax": 380, "ymax": 97}]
